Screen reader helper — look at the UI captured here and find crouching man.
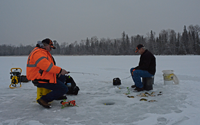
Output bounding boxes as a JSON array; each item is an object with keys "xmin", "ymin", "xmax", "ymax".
[{"xmin": 26, "ymin": 38, "xmax": 69, "ymax": 108}]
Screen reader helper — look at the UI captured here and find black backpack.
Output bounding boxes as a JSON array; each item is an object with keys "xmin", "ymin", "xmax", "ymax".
[
  {"xmin": 113, "ymin": 77, "xmax": 121, "ymax": 85},
  {"xmin": 65, "ymin": 75, "xmax": 80, "ymax": 95}
]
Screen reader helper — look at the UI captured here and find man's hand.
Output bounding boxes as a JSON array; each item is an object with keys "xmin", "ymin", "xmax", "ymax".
[
  {"xmin": 58, "ymin": 69, "xmax": 69, "ymax": 77},
  {"xmin": 60, "ymin": 69, "xmax": 69, "ymax": 75}
]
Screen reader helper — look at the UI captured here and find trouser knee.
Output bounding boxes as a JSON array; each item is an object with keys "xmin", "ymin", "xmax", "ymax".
[
  {"xmin": 130, "ymin": 68, "xmax": 134, "ymax": 74},
  {"xmin": 133, "ymin": 70, "xmax": 139, "ymax": 77},
  {"xmin": 58, "ymin": 84, "xmax": 68, "ymax": 95}
]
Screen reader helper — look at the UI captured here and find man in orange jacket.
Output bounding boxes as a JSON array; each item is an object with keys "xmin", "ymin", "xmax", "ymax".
[{"xmin": 26, "ymin": 38, "xmax": 69, "ymax": 108}]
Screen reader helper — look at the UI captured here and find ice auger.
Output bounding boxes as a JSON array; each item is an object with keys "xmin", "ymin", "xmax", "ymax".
[{"xmin": 9, "ymin": 68, "xmax": 29, "ymax": 89}]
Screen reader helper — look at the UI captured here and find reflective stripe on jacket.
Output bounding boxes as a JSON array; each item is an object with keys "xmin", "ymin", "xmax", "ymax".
[{"xmin": 26, "ymin": 47, "xmax": 61, "ymax": 84}]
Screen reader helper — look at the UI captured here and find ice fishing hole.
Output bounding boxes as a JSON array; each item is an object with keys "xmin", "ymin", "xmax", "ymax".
[{"xmin": 103, "ymin": 102, "xmax": 115, "ymax": 105}]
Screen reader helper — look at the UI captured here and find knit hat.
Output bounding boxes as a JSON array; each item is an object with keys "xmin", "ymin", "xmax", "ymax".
[{"xmin": 42, "ymin": 38, "xmax": 56, "ymax": 49}]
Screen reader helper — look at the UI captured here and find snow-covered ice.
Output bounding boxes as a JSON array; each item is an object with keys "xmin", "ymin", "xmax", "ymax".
[{"xmin": 0, "ymin": 55, "xmax": 200, "ymax": 125}]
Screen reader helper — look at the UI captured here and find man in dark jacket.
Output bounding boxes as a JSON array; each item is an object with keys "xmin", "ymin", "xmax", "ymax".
[{"xmin": 130, "ymin": 44, "xmax": 156, "ymax": 92}]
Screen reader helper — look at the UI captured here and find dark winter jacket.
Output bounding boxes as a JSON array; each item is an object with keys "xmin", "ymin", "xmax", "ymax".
[{"xmin": 135, "ymin": 49, "xmax": 156, "ymax": 75}]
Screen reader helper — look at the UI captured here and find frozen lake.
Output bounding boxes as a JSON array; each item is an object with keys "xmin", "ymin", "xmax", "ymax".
[{"xmin": 0, "ymin": 55, "xmax": 200, "ymax": 125}]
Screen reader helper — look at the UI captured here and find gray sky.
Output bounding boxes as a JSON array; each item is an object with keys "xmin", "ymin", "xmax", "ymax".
[{"xmin": 0, "ymin": 0, "xmax": 200, "ymax": 46}]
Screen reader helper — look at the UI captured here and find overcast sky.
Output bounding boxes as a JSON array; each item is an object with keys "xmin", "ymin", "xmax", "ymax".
[{"xmin": 0, "ymin": 0, "xmax": 200, "ymax": 46}]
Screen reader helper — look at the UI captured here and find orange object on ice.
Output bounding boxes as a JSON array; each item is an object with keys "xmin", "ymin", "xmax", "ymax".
[{"xmin": 61, "ymin": 100, "xmax": 76, "ymax": 107}]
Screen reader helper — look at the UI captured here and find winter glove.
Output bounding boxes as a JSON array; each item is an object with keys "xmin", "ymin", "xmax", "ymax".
[{"xmin": 131, "ymin": 69, "xmax": 136, "ymax": 76}]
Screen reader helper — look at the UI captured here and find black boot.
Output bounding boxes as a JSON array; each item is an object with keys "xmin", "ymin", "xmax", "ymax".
[
  {"xmin": 55, "ymin": 95, "xmax": 67, "ymax": 100},
  {"xmin": 131, "ymin": 85, "xmax": 136, "ymax": 88},
  {"xmin": 135, "ymin": 87, "xmax": 144, "ymax": 92}
]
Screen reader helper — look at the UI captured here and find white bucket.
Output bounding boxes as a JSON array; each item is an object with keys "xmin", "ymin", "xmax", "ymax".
[{"xmin": 162, "ymin": 70, "xmax": 179, "ymax": 85}]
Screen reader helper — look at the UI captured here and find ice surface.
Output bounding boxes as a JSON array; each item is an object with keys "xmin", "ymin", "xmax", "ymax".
[{"xmin": 0, "ymin": 55, "xmax": 200, "ymax": 125}]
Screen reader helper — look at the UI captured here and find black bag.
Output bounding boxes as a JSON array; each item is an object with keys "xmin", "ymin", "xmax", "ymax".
[
  {"xmin": 19, "ymin": 75, "xmax": 30, "ymax": 82},
  {"xmin": 113, "ymin": 77, "xmax": 121, "ymax": 85},
  {"xmin": 65, "ymin": 75, "xmax": 80, "ymax": 95}
]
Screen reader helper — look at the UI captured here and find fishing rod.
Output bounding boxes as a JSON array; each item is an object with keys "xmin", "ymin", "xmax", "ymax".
[
  {"xmin": 68, "ymin": 71, "xmax": 98, "ymax": 76},
  {"xmin": 113, "ymin": 75, "xmax": 131, "ymax": 85},
  {"xmin": 121, "ymin": 75, "xmax": 131, "ymax": 80}
]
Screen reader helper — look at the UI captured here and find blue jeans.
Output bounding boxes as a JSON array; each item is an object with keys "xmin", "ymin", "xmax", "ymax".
[
  {"xmin": 36, "ymin": 75, "xmax": 68, "ymax": 102},
  {"xmin": 130, "ymin": 68, "xmax": 153, "ymax": 88}
]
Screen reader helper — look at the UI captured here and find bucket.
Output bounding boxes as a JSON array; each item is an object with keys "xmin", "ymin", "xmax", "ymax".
[
  {"xmin": 36, "ymin": 87, "xmax": 51, "ymax": 101},
  {"xmin": 142, "ymin": 76, "xmax": 154, "ymax": 90},
  {"xmin": 162, "ymin": 70, "xmax": 179, "ymax": 85}
]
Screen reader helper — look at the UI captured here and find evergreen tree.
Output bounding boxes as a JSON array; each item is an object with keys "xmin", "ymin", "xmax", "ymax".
[
  {"xmin": 181, "ymin": 25, "xmax": 189, "ymax": 54},
  {"xmin": 1, "ymin": 25, "xmax": 200, "ymax": 56},
  {"xmin": 147, "ymin": 30, "xmax": 156, "ymax": 54}
]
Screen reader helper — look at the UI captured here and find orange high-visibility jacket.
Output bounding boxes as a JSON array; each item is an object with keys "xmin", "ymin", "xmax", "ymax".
[{"xmin": 26, "ymin": 47, "xmax": 61, "ymax": 84}]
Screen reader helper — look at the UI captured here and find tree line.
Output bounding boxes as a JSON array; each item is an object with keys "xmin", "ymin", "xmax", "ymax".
[{"xmin": 0, "ymin": 24, "xmax": 200, "ymax": 56}]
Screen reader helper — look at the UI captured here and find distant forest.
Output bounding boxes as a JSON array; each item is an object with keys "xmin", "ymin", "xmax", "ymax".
[{"xmin": 0, "ymin": 24, "xmax": 200, "ymax": 56}]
